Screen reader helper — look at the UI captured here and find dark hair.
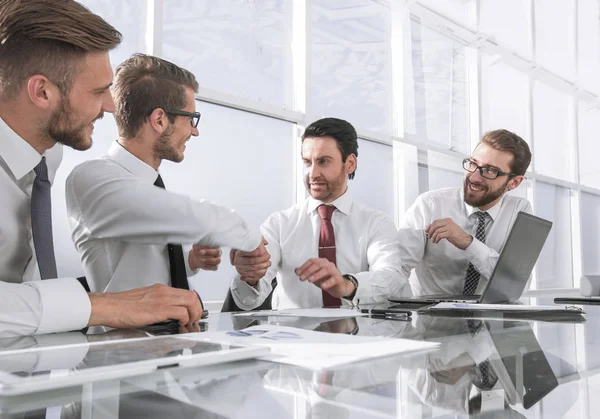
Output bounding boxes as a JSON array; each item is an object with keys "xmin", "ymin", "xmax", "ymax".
[
  {"xmin": 302, "ymin": 117, "xmax": 359, "ymax": 180},
  {"xmin": 479, "ymin": 129, "xmax": 532, "ymax": 176},
  {"xmin": 113, "ymin": 54, "xmax": 199, "ymax": 138},
  {"xmin": 0, "ymin": 0, "xmax": 122, "ymax": 100}
]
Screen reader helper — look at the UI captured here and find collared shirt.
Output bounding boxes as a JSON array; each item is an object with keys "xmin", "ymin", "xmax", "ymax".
[
  {"xmin": 0, "ymin": 117, "xmax": 91, "ymax": 337},
  {"xmin": 231, "ymin": 191, "xmax": 411, "ymax": 310},
  {"xmin": 66, "ymin": 141, "xmax": 262, "ymax": 293},
  {"xmin": 398, "ymin": 187, "xmax": 532, "ymax": 296}
]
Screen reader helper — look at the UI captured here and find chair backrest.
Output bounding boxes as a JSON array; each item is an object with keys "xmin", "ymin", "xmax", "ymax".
[{"xmin": 221, "ymin": 278, "xmax": 277, "ymax": 312}]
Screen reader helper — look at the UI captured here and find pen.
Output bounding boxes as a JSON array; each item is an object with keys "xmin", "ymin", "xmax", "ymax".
[
  {"xmin": 368, "ymin": 313, "xmax": 411, "ymax": 322},
  {"xmin": 364, "ymin": 308, "xmax": 412, "ymax": 317}
]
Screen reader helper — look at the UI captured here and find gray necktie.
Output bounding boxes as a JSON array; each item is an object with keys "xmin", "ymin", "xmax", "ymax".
[
  {"xmin": 31, "ymin": 157, "xmax": 58, "ymax": 279},
  {"xmin": 462, "ymin": 211, "xmax": 489, "ymax": 295}
]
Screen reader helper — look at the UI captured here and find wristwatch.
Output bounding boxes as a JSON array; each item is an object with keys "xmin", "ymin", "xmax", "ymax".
[{"xmin": 342, "ymin": 274, "xmax": 359, "ymax": 300}]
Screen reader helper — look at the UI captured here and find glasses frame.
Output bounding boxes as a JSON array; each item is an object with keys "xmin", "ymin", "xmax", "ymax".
[
  {"xmin": 462, "ymin": 158, "xmax": 519, "ymax": 180},
  {"xmin": 164, "ymin": 109, "xmax": 201, "ymax": 128}
]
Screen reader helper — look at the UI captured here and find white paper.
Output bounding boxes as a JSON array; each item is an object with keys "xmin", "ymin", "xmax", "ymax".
[
  {"xmin": 233, "ymin": 308, "xmax": 368, "ymax": 318},
  {"xmin": 182, "ymin": 325, "xmax": 439, "ymax": 370},
  {"xmin": 430, "ymin": 302, "xmax": 583, "ymax": 312}
]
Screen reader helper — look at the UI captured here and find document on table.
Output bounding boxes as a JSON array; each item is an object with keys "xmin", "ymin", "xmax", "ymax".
[
  {"xmin": 182, "ymin": 325, "xmax": 439, "ymax": 370},
  {"xmin": 233, "ymin": 308, "xmax": 368, "ymax": 318}
]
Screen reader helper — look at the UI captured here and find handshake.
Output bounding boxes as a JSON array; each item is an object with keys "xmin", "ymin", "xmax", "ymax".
[
  {"xmin": 229, "ymin": 238, "xmax": 272, "ymax": 286},
  {"xmin": 188, "ymin": 239, "xmax": 271, "ymax": 285},
  {"xmin": 194, "ymin": 238, "xmax": 355, "ymax": 298}
]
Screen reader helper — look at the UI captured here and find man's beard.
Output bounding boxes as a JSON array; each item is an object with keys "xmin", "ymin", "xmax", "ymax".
[
  {"xmin": 304, "ymin": 168, "xmax": 347, "ymax": 202},
  {"xmin": 46, "ymin": 95, "xmax": 101, "ymax": 151},
  {"xmin": 463, "ymin": 177, "xmax": 509, "ymax": 208},
  {"xmin": 153, "ymin": 125, "xmax": 183, "ymax": 163}
]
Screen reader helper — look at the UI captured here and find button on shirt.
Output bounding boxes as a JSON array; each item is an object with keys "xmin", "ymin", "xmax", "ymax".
[
  {"xmin": 398, "ymin": 187, "xmax": 532, "ymax": 296},
  {"xmin": 66, "ymin": 141, "xmax": 262, "ymax": 293},
  {"xmin": 0, "ymin": 117, "xmax": 91, "ymax": 337},
  {"xmin": 231, "ymin": 192, "xmax": 411, "ymax": 310}
]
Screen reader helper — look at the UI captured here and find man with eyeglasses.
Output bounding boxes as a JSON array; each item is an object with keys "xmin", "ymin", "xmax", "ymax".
[
  {"xmin": 397, "ymin": 129, "xmax": 532, "ymax": 297},
  {"xmin": 65, "ymin": 54, "xmax": 267, "ymax": 298}
]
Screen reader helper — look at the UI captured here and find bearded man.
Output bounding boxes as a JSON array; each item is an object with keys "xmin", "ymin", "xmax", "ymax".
[{"xmin": 397, "ymin": 129, "xmax": 532, "ymax": 297}]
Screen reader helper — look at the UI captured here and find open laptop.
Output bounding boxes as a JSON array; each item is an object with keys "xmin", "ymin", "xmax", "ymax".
[{"xmin": 390, "ymin": 211, "xmax": 552, "ymax": 305}]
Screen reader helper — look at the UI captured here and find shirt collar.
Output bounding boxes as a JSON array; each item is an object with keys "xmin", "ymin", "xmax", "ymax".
[
  {"xmin": 463, "ymin": 187, "xmax": 505, "ymax": 222},
  {"xmin": 107, "ymin": 140, "xmax": 159, "ymax": 184},
  {"xmin": 306, "ymin": 189, "xmax": 353, "ymax": 216},
  {"xmin": 0, "ymin": 116, "xmax": 44, "ymax": 180}
]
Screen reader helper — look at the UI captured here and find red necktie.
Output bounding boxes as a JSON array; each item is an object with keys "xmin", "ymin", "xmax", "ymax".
[{"xmin": 317, "ymin": 204, "xmax": 342, "ymax": 307}]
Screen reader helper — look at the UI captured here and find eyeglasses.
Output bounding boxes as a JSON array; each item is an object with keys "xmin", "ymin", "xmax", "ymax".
[
  {"xmin": 164, "ymin": 109, "xmax": 201, "ymax": 128},
  {"xmin": 462, "ymin": 158, "xmax": 517, "ymax": 180}
]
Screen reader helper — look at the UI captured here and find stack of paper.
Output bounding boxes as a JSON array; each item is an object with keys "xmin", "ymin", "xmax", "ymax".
[{"xmin": 182, "ymin": 325, "xmax": 439, "ymax": 370}]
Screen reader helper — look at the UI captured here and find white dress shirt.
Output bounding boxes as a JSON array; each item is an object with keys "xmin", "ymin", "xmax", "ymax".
[
  {"xmin": 398, "ymin": 187, "xmax": 532, "ymax": 296},
  {"xmin": 66, "ymin": 141, "xmax": 262, "ymax": 293},
  {"xmin": 231, "ymin": 192, "xmax": 411, "ymax": 310},
  {"xmin": 0, "ymin": 117, "xmax": 91, "ymax": 337}
]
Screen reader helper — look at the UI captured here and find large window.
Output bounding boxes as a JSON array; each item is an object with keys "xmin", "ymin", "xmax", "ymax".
[
  {"xmin": 309, "ymin": 0, "xmax": 392, "ymax": 134},
  {"xmin": 535, "ymin": 183, "xmax": 574, "ymax": 289},
  {"xmin": 162, "ymin": 0, "xmax": 294, "ymax": 109},
  {"xmin": 479, "ymin": 0, "xmax": 531, "ymax": 58},
  {"xmin": 532, "ymin": 81, "xmax": 574, "ymax": 182},
  {"xmin": 405, "ymin": 21, "xmax": 469, "ymax": 154},
  {"xmin": 480, "ymin": 55, "xmax": 529, "ymax": 139}
]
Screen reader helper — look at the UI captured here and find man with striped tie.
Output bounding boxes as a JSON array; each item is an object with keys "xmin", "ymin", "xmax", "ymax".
[
  {"xmin": 397, "ymin": 129, "xmax": 532, "ymax": 298},
  {"xmin": 230, "ymin": 118, "xmax": 410, "ymax": 310}
]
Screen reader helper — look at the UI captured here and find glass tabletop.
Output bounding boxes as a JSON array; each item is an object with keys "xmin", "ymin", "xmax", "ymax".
[{"xmin": 0, "ymin": 306, "xmax": 596, "ymax": 418}]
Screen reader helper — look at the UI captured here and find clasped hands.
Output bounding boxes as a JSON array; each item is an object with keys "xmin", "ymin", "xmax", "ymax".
[{"xmin": 231, "ymin": 239, "xmax": 355, "ymax": 299}]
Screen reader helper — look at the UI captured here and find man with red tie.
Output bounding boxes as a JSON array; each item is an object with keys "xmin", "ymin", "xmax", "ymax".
[{"xmin": 230, "ymin": 118, "xmax": 410, "ymax": 309}]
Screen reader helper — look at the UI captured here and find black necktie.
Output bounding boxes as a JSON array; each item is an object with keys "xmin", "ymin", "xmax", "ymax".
[
  {"xmin": 31, "ymin": 157, "xmax": 58, "ymax": 279},
  {"xmin": 462, "ymin": 211, "xmax": 490, "ymax": 295},
  {"xmin": 153, "ymin": 175, "xmax": 189, "ymax": 290}
]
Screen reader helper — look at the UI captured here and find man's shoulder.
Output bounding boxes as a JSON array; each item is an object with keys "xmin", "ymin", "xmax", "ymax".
[
  {"xmin": 501, "ymin": 193, "xmax": 532, "ymax": 210},
  {"xmin": 414, "ymin": 187, "xmax": 460, "ymax": 207},
  {"xmin": 69, "ymin": 155, "xmax": 120, "ymax": 177}
]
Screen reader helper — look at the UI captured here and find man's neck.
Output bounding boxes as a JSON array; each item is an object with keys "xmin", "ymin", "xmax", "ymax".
[
  {"xmin": 117, "ymin": 136, "xmax": 161, "ymax": 171},
  {"xmin": 0, "ymin": 105, "xmax": 54, "ymax": 154},
  {"xmin": 478, "ymin": 195, "xmax": 502, "ymax": 211}
]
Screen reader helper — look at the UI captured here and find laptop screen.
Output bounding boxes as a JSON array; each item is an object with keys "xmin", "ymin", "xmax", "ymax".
[{"xmin": 480, "ymin": 212, "xmax": 552, "ymax": 303}]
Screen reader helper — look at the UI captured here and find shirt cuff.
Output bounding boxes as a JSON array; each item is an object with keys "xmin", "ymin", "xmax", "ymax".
[
  {"xmin": 238, "ymin": 227, "xmax": 262, "ymax": 252},
  {"xmin": 27, "ymin": 278, "xmax": 91, "ymax": 335},
  {"xmin": 463, "ymin": 237, "xmax": 488, "ymax": 263},
  {"xmin": 184, "ymin": 245, "xmax": 200, "ymax": 277},
  {"xmin": 231, "ymin": 275, "xmax": 268, "ymax": 308}
]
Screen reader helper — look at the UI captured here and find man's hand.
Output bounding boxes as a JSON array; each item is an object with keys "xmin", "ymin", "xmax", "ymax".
[
  {"xmin": 294, "ymin": 258, "xmax": 355, "ymax": 299},
  {"xmin": 88, "ymin": 284, "xmax": 203, "ymax": 328},
  {"xmin": 189, "ymin": 244, "xmax": 222, "ymax": 271},
  {"xmin": 426, "ymin": 218, "xmax": 473, "ymax": 250},
  {"xmin": 231, "ymin": 237, "xmax": 271, "ymax": 286}
]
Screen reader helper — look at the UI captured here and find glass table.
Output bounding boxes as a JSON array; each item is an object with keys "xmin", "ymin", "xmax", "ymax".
[{"xmin": 0, "ymin": 305, "xmax": 595, "ymax": 418}]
